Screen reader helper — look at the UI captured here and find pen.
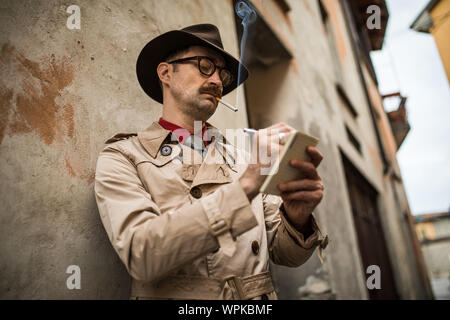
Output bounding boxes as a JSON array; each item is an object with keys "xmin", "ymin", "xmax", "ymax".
[
  {"xmin": 243, "ymin": 128, "xmax": 288, "ymax": 145},
  {"xmin": 243, "ymin": 128, "xmax": 257, "ymax": 134}
]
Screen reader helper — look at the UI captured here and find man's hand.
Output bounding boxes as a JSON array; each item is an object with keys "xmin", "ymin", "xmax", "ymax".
[
  {"xmin": 277, "ymin": 146, "xmax": 324, "ymax": 233},
  {"xmin": 239, "ymin": 123, "xmax": 294, "ymax": 200}
]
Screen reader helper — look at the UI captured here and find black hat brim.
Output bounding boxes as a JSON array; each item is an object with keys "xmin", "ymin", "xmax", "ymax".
[{"xmin": 136, "ymin": 30, "xmax": 249, "ymax": 104}]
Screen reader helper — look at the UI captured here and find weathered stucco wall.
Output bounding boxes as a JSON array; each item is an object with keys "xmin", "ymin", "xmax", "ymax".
[
  {"xmin": 0, "ymin": 0, "xmax": 245, "ymax": 299},
  {"xmin": 0, "ymin": 0, "xmax": 428, "ymax": 299}
]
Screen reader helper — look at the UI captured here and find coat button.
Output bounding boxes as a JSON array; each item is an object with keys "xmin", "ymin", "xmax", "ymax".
[
  {"xmin": 161, "ymin": 145, "xmax": 172, "ymax": 156},
  {"xmin": 251, "ymin": 240, "xmax": 260, "ymax": 255},
  {"xmin": 190, "ymin": 186, "xmax": 202, "ymax": 199}
]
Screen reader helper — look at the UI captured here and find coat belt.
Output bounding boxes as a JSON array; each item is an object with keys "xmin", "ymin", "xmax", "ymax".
[{"xmin": 131, "ymin": 271, "xmax": 275, "ymax": 300}]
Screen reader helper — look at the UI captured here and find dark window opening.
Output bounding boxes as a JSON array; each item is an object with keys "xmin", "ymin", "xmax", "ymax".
[
  {"xmin": 345, "ymin": 125, "xmax": 362, "ymax": 154},
  {"xmin": 275, "ymin": 0, "xmax": 291, "ymax": 14},
  {"xmin": 336, "ymin": 83, "xmax": 358, "ymax": 118},
  {"xmin": 319, "ymin": 0, "xmax": 328, "ymax": 25}
]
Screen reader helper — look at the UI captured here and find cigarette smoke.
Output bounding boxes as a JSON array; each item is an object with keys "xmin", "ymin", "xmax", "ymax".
[{"xmin": 235, "ymin": 0, "xmax": 256, "ymax": 109}]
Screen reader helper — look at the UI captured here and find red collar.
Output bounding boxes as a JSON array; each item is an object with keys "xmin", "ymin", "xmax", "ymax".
[{"xmin": 158, "ymin": 118, "xmax": 210, "ymax": 146}]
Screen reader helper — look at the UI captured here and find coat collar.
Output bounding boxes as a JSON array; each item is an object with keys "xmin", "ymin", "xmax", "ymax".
[
  {"xmin": 137, "ymin": 122, "xmax": 172, "ymax": 158},
  {"xmin": 138, "ymin": 121, "xmax": 228, "ymax": 159}
]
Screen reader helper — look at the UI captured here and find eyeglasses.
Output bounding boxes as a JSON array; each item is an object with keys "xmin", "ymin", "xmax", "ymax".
[{"xmin": 167, "ymin": 56, "xmax": 233, "ymax": 87}]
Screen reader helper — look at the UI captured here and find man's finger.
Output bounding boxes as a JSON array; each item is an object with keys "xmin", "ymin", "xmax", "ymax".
[
  {"xmin": 289, "ymin": 160, "xmax": 320, "ymax": 180},
  {"xmin": 267, "ymin": 122, "xmax": 295, "ymax": 132},
  {"xmin": 280, "ymin": 190, "xmax": 323, "ymax": 202},
  {"xmin": 277, "ymin": 179, "xmax": 323, "ymax": 192},
  {"xmin": 306, "ymin": 146, "xmax": 323, "ymax": 168},
  {"xmin": 268, "ymin": 127, "xmax": 292, "ymax": 137}
]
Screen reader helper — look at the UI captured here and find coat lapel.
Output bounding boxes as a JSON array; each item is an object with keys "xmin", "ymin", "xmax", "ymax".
[{"xmin": 137, "ymin": 121, "xmax": 235, "ymax": 187}]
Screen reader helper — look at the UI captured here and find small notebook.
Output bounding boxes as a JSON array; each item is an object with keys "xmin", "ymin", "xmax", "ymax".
[{"xmin": 259, "ymin": 131, "xmax": 319, "ymax": 196}]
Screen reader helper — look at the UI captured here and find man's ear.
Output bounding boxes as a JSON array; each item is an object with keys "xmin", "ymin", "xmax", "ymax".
[{"xmin": 157, "ymin": 62, "xmax": 171, "ymax": 86}]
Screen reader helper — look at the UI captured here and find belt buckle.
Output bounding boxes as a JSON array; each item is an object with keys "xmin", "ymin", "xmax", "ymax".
[{"xmin": 223, "ymin": 275, "xmax": 246, "ymax": 300}]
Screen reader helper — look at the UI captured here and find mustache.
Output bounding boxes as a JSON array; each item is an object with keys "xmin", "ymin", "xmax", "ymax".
[{"xmin": 199, "ymin": 86, "xmax": 222, "ymax": 98}]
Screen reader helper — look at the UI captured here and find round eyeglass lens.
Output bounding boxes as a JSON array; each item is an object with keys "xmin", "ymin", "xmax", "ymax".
[{"xmin": 199, "ymin": 58, "xmax": 214, "ymax": 75}]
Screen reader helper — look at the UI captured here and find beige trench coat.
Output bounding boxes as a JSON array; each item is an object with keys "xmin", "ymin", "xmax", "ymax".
[{"xmin": 94, "ymin": 121, "xmax": 328, "ymax": 300}]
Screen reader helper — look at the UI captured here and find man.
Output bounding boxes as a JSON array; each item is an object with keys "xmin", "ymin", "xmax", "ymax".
[{"xmin": 94, "ymin": 24, "xmax": 328, "ymax": 300}]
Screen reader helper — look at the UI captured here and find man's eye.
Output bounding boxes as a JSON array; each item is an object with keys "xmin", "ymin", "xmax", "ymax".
[{"xmin": 200, "ymin": 63, "xmax": 213, "ymax": 72}]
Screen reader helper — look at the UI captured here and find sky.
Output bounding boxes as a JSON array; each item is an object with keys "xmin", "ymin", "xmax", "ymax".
[{"xmin": 370, "ymin": 0, "xmax": 450, "ymax": 215}]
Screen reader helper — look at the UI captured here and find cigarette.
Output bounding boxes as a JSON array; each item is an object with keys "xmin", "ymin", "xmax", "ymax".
[{"xmin": 215, "ymin": 97, "xmax": 238, "ymax": 112}]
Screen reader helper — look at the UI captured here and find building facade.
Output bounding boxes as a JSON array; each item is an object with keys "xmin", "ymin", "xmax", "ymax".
[
  {"xmin": 415, "ymin": 211, "xmax": 450, "ymax": 299},
  {"xmin": 0, "ymin": 0, "xmax": 433, "ymax": 299},
  {"xmin": 411, "ymin": 0, "xmax": 450, "ymax": 84}
]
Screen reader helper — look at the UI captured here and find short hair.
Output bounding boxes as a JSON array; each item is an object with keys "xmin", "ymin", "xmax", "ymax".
[{"xmin": 158, "ymin": 46, "xmax": 191, "ymax": 90}]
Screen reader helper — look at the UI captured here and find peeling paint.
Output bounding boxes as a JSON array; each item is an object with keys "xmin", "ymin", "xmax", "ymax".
[
  {"xmin": 0, "ymin": 44, "xmax": 74, "ymax": 145},
  {"xmin": 63, "ymin": 104, "xmax": 75, "ymax": 139},
  {"xmin": 0, "ymin": 44, "xmax": 94, "ymax": 184},
  {"xmin": 65, "ymin": 154, "xmax": 95, "ymax": 184},
  {"xmin": 65, "ymin": 155, "xmax": 77, "ymax": 177}
]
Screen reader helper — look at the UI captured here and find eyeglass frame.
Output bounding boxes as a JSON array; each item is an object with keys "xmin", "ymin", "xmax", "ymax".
[{"xmin": 166, "ymin": 56, "xmax": 233, "ymax": 87}]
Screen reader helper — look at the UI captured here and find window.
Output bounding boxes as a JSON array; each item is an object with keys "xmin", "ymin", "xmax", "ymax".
[
  {"xmin": 336, "ymin": 83, "xmax": 358, "ymax": 118},
  {"xmin": 345, "ymin": 125, "xmax": 362, "ymax": 154},
  {"xmin": 275, "ymin": 0, "xmax": 291, "ymax": 14},
  {"xmin": 233, "ymin": 0, "xmax": 292, "ymax": 129}
]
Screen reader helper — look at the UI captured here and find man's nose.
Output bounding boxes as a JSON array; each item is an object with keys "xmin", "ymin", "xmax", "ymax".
[{"xmin": 207, "ymin": 69, "xmax": 223, "ymax": 88}]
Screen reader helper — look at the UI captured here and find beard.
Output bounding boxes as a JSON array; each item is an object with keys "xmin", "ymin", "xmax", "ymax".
[{"xmin": 172, "ymin": 85, "xmax": 220, "ymax": 121}]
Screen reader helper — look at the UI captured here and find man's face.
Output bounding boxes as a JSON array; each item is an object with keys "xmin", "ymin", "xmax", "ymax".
[{"xmin": 167, "ymin": 46, "xmax": 226, "ymax": 121}]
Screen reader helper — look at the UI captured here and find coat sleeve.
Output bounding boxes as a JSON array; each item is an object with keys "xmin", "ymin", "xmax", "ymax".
[
  {"xmin": 262, "ymin": 193, "xmax": 326, "ymax": 267},
  {"xmin": 94, "ymin": 146, "xmax": 258, "ymax": 283}
]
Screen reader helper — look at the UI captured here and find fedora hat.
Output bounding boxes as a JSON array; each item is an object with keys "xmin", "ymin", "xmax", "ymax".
[{"xmin": 136, "ymin": 24, "xmax": 249, "ymax": 104}]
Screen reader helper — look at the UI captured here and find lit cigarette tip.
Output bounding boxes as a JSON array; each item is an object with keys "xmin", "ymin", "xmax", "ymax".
[{"xmin": 216, "ymin": 97, "xmax": 238, "ymax": 112}]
